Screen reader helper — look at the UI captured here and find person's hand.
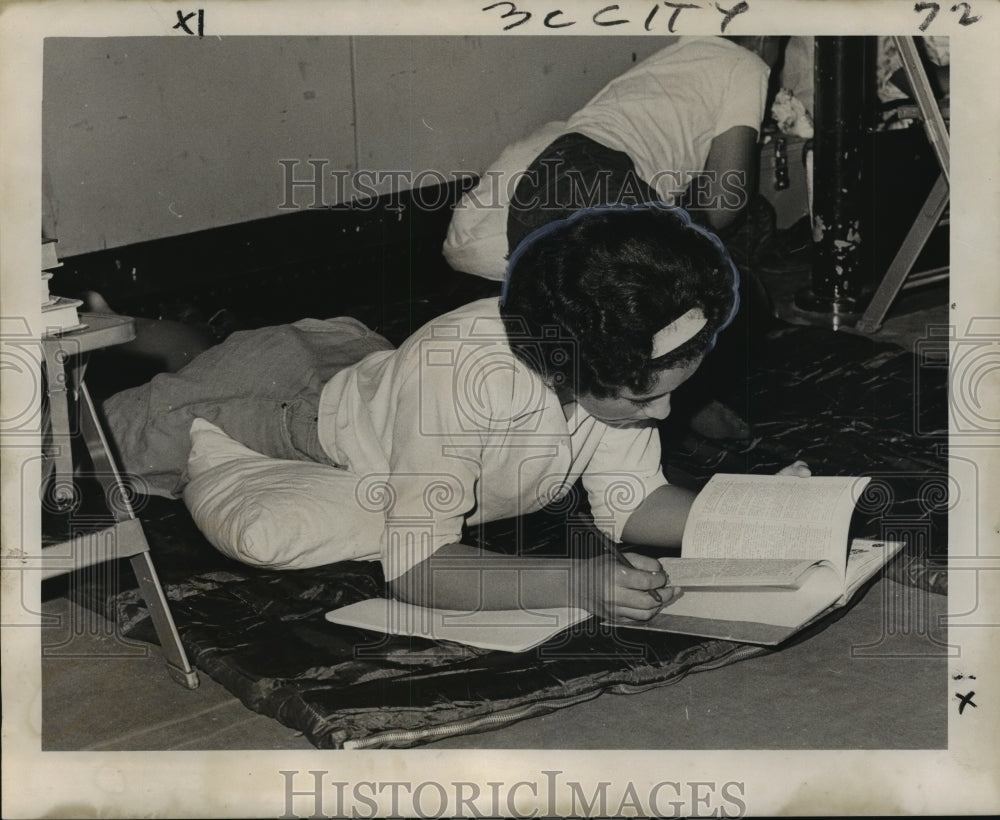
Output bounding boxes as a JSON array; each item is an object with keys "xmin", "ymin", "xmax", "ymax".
[
  {"xmin": 576, "ymin": 551, "xmax": 678, "ymax": 622},
  {"xmin": 776, "ymin": 459, "xmax": 811, "ymax": 477}
]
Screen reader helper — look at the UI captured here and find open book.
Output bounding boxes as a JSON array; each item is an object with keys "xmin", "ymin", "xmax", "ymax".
[
  {"xmin": 326, "ymin": 474, "xmax": 900, "ymax": 651},
  {"xmin": 617, "ymin": 473, "xmax": 903, "ymax": 645}
]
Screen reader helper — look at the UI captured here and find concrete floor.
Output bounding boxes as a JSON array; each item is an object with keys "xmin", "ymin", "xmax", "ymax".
[{"xmin": 40, "ymin": 280, "xmax": 951, "ymax": 751}]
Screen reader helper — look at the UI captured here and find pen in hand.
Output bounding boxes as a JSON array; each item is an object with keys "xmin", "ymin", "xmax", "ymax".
[{"xmin": 604, "ymin": 540, "xmax": 665, "ymax": 605}]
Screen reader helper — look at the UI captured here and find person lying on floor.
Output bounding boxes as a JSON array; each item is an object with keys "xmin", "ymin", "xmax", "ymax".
[{"xmin": 102, "ymin": 204, "xmax": 809, "ymax": 623}]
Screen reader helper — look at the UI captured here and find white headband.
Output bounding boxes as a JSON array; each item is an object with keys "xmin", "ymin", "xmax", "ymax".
[{"xmin": 651, "ymin": 308, "xmax": 708, "ymax": 358}]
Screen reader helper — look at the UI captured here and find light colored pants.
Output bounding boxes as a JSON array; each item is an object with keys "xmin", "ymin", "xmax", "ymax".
[{"xmin": 103, "ymin": 316, "xmax": 393, "ymax": 498}]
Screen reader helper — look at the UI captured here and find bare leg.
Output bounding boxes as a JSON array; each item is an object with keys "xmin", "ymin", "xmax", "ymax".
[{"xmin": 80, "ymin": 291, "xmax": 215, "ymax": 373}]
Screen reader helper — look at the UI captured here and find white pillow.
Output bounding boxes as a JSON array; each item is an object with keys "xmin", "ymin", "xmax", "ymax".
[{"xmin": 182, "ymin": 418, "xmax": 383, "ymax": 570}]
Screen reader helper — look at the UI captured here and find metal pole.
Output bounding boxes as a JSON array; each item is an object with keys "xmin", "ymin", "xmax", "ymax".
[{"xmin": 795, "ymin": 36, "xmax": 874, "ymax": 328}]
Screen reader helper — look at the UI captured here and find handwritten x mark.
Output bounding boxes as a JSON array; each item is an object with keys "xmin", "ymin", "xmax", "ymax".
[{"xmin": 956, "ymin": 691, "xmax": 977, "ymax": 714}]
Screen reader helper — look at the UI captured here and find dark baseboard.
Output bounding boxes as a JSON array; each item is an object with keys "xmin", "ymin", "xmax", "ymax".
[{"xmin": 50, "ymin": 178, "xmax": 495, "ymax": 347}]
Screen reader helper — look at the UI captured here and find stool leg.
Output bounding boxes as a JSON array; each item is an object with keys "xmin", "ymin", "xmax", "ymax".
[
  {"xmin": 41, "ymin": 341, "xmax": 76, "ymax": 506},
  {"xmin": 894, "ymin": 36, "xmax": 949, "ymax": 185},
  {"xmin": 856, "ymin": 174, "xmax": 949, "ymax": 333},
  {"xmin": 130, "ymin": 551, "xmax": 200, "ymax": 689},
  {"xmin": 78, "ymin": 382, "xmax": 199, "ymax": 689}
]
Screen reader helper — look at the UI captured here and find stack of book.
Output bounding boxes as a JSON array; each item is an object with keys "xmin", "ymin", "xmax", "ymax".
[{"xmin": 41, "ymin": 240, "xmax": 84, "ymax": 335}]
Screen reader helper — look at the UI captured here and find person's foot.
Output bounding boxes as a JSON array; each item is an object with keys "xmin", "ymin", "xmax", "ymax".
[{"xmin": 688, "ymin": 399, "xmax": 753, "ymax": 441}]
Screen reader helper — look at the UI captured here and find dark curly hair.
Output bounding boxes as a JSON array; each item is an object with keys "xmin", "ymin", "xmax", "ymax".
[{"xmin": 499, "ymin": 204, "xmax": 739, "ymax": 399}]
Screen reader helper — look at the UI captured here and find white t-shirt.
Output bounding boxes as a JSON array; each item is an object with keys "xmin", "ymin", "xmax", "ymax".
[
  {"xmin": 443, "ymin": 37, "xmax": 770, "ymax": 280},
  {"xmin": 317, "ymin": 298, "xmax": 669, "ymax": 580}
]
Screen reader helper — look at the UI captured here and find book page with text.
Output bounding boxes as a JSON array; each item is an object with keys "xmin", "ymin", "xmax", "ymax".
[{"xmin": 681, "ymin": 474, "xmax": 870, "ymax": 570}]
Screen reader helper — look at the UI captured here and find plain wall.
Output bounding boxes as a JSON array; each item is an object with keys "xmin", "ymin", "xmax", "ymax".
[{"xmin": 43, "ymin": 36, "xmax": 674, "ymax": 257}]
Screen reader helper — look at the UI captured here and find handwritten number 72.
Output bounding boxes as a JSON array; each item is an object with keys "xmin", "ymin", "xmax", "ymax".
[{"xmin": 915, "ymin": 2, "xmax": 981, "ymax": 31}]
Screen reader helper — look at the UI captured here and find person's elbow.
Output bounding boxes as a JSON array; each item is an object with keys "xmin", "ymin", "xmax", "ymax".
[
  {"xmin": 686, "ymin": 180, "xmax": 750, "ymax": 237},
  {"xmin": 705, "ymin": 207, "xmax": 740, "ymax": 233}
]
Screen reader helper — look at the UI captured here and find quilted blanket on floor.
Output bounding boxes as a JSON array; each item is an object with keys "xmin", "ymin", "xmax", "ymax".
[{"xmin": 85, "ymin": 500, "xmax": 765, "ymax": 749}]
